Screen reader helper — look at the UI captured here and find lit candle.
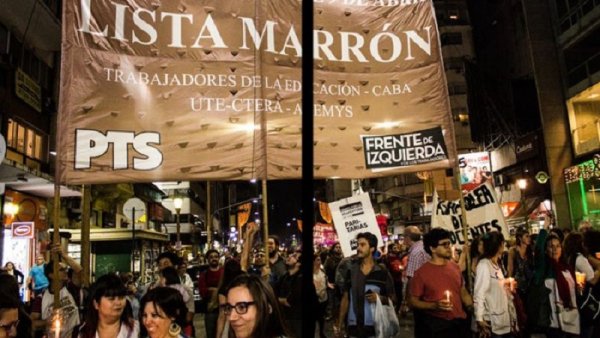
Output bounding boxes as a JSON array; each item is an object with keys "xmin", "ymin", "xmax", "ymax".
[
  {"xmin": 54, "ymin": 317, "xmax": 61, "ymax": 338},
  {"xmin": 575, "ymin": 272, "xmax": 586, "ymax": 288},
  {"xmin": 507, "ymin": 277, "xmax": 515, "ymax": 292},
  {"xmin": 445, "ymin": 290, "xmax": 450, "ymax": 302}
]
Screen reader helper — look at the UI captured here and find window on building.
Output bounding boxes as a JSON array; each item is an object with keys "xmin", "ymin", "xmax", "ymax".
[
  {"xmin": 6, "ymin": 118, "xmax": 46, "ymax": 161},
  {"xmin": 444, "ymin": 57, "xmax": 464, "ymax": 73},
  {"xmin": 441, "ymin": 32, "xmax": 463, "ymax": 46},
  {"xmin": 448, "ymin": 83, "xmax": 468, "ymax": 95},
  {"xmin": 448, "ymin": 9, "xmax": 460, "ymax": 21}
]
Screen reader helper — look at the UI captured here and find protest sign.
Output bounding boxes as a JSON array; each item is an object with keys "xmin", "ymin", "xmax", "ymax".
[
  {"xmin": 431, "ymin": 182, "xmax": 509, "ymax": 245},
  {"xmin": 330, "ymin": 194, "xmax": 383, "ymax": 258}
]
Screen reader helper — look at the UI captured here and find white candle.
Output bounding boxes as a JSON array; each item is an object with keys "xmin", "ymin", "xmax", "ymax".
[
  {"xmin": 507, "ymin": 278, "xmax": 515, "ymax": 292},
  {"xmin": 445, "ymin": 290, "xmax": 450, "ymax": 302},
  {"xmin": 54, "ymin": 317, "xmax": 61, "ymax": 338}
]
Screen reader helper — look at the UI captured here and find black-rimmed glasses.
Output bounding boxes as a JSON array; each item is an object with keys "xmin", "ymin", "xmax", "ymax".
[{"xmin": 220, "ymin": 301, "xmax": 256, "ymax": 315}]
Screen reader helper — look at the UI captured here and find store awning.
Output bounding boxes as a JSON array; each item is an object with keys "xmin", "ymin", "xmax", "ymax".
[
  {"xmin": 0, "ymin": 159, "xmax": 81, "ymax": 197},
  {"xmin": 57, "ymin": 228, "xmax": 169, "ymax": 242},
  {"xmin": 504, "ymin": 197, "xmax": 547, "ymax": 228}
]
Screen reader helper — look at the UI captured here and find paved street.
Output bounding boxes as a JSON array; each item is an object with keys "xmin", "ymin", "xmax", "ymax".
[{"xmin": 193, "ymin": 310, "xmax": 415, "ymax": 338}]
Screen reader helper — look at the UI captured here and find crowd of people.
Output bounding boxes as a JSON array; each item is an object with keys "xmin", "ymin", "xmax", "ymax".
[{"xmin": 1, "ymin": 217, "xmax": 600, "ymax": 338}]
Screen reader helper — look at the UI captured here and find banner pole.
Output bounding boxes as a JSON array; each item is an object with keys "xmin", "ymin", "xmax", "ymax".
[
  {"xmin": 455, "ymin": 166, "xmax": 471, "ymax": 289},
  {"xmin": 262, "ymin": 180, "xmax": 269, "ymax": 257},
  {"xmin": 81, "ymin": 184, "xmax": 91, "ymax": 287},
  {"xmin": 207, "ymin": 181, "xmax": 212, "ymax": 251},
  {"xmin": 52, "ymin": 181, "xmax": 61, "ymax": 307}
]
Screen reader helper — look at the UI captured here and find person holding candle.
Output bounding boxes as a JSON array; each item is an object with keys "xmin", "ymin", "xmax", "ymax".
[
  {"xmin": 473, "ymin": 232, "xmax": 517, "ymax": 338},
  {"xmin": 78, "ymin": 274, "xmax": 139, "ymax": 338},
  {"xmin": 408, "ymin": 228, "xmax": 473, "ymax": 338},
  {"xmin": 563, "ymin": 232, "xmax": 600, "ymax": 338},
  {"xmin": 31, "ymin": 245, "xmax": 82, "ymax": 338}
]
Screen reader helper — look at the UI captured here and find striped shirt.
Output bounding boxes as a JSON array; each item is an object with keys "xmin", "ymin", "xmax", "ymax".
[{"xmin": 406, "ymin": 241, "xmax": 430, "ymax": 278}]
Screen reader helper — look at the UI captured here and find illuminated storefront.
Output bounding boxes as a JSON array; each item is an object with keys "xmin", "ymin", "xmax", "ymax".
[{"xmin": 564, "ymin": 154, "xmax": 600, "ymax": 229}]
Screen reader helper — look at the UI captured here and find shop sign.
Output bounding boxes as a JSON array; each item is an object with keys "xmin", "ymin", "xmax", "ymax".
[
  {"xmin": 458, "ymin": 151, "xmax": 492, "ymax": 192},
  {"xmin": 515, "ymin": 133, "xmax": 539, "ymax": 162},
  {"xmin": 564, "ymin": 154, "xmax": 600, "ymax": 184},
  {"xmin": 11, "ymin": 221, "xmax": 34, "ymax": 238},
  {"xmin": 535, "ymin": 171, "xmax": 550, "ymax": 184},
  {"xmin": 15, "ymin": 68, "xmax": 42, "ymax": 112}
]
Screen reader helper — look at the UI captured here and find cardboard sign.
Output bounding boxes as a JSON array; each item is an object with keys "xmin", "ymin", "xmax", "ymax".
[
  {"xmin": 330, "ymin": 194, "xmax": 383, "ymax": 257},
  {"xmin": 431, "ymin": 182, "xmax": 509, "ymax": 245},
  {"xmin": 58, "ymin": 0, "xmax": 456, "ymax": 183}
]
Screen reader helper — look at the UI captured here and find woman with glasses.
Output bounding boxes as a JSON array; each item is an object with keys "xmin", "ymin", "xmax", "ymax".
[
  {"xmin": 78, "ymin": 274, "xmax": 139, "ymax": 338},
  {"xmin": 223, "ymin": 274, "xmax": 288, "ymax": 338},
  {"xmin": 474, "ymin": 232, "xmax": 517, "ymax": 338},
  {"xmin": 0, "ymin": 274, "xmax": 21, "ymax": 338},
  {"xmin": 140, "ymin": 287, "xmax": 188, "ymax": 338},
  {"xmin": 216, "ymin": 260, "xmax": 244, "ymax": 338}
]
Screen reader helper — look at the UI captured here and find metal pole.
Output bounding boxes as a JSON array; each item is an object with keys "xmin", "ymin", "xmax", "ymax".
[
  {"xmin": 455, "ymin": 166, "xmax": 471, "ymax": 289},
  {"xmin": 81, "ymin": 185, "xmax": 91, "ymax": 287},
  {"xmin": 261, "ymin": 180, "xmax": 269, "ymax": 256},
  {"xmin": 132, "ymin": 207, "xmax": 136, "ymax": 273},
  {"xmin": 207, "ymin": 181, "xmax": 212, "ymax": 250},
  {"xmin": 52, "ymin": 182, "xmax": 61, "ymax": 307},
  {"xmin": 176, "ymin": 208, "xmax": 181, "ymax": 248}
]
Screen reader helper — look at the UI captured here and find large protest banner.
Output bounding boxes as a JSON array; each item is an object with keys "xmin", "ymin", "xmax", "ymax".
[
  {"xmin": 431, "ymin": 182, "xmax": 509, "ymax": 245},
  {"xmin": 58, "ymin": 0, "xmax": 456, "ymax": 183},
  {"xmin": 329, "ymin": 194, "xmax": 382, "ymax": 258}
]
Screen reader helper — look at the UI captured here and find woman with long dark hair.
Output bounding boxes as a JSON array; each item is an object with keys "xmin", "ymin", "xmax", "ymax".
[
  {"xmin": 529, "ymin": 219, "xmax": 580, "ymax": 338},
  {"xmin": 223, "ymin": 274, "xmax": 288, "ymax": 338},
  {"xmin": 159, "ymin": 267, "xmax": 194, "ymax": 336},
  {"xmin": 216, "ymin": 260, "xmax": 244, "ymax": 338},
  {"xmin": 79, "ymin": 274, "xmax": 139, "ymax": 338},
  {"xmin": 473, "ymin": 232, "xmax": 516, "ymax": 338},
  {"xmin": 563, "ymin": 232, "xmax": 599, "ymax": 338},
  {"xmin": 507, "ymin": 226, "xmax": 534, "ymax": 302}
]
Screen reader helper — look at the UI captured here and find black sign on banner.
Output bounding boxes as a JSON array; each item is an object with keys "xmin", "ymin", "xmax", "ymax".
[{"xmin": 362, "ymin": 127, "xmax": 448, "ymax": 170}]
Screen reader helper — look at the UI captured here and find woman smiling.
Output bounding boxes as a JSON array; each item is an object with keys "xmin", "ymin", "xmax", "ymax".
[{"xmin": 224, "ymin": 274, "xmax": 288, "ymax": 338}]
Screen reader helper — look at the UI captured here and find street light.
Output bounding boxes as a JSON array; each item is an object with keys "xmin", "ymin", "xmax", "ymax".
[
  {"xmin": 516, "ymin": 178, "xmax": 528, "ymax": 190},
  {"xmin": 174, "ymin": 197, "xmax": 183, "ymax": 250}
]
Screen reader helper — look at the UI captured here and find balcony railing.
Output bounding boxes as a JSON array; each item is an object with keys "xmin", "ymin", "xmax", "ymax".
[
  {"xmin": 558, "ymin": 0, "xmax": 600, "ymax": 34},
  {"xmin": 567, "ymin": 50, "xmax": 600, "ymax": 87}
]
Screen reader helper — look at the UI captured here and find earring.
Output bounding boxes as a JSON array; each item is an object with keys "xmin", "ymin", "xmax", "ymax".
[{"xmin": 168, "ymin": 322, "xmax": 181, "ymax": 337}]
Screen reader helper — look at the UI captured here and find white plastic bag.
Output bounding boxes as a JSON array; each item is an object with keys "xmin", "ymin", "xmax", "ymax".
[{"xmin": 372, "ymin": 295, "xmax": 400, "ymax": 338}]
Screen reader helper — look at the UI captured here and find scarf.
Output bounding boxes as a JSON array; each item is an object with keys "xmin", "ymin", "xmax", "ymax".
[{"xmin": 550, "ymin": 259, "xmax": 575, "ymax": 308}]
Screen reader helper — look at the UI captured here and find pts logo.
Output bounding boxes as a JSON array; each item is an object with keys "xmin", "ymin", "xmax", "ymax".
[{"xmin": 75, "ymin": 129, "xmax": 163, "ymax": 170}]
